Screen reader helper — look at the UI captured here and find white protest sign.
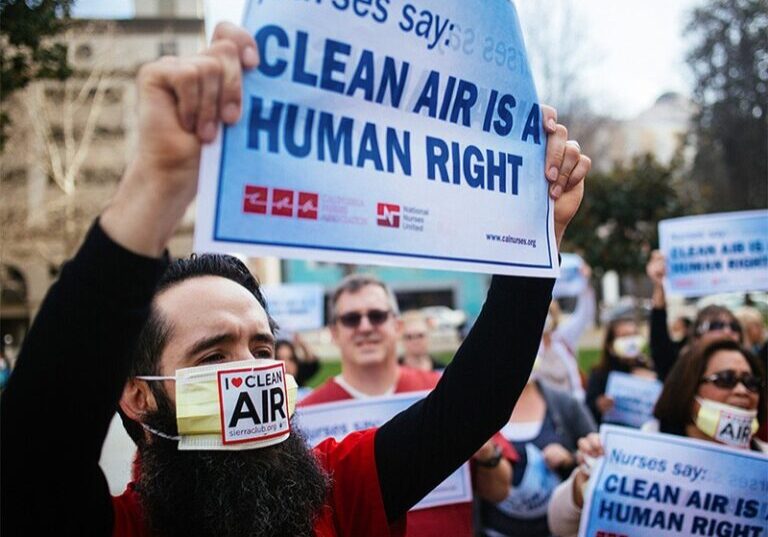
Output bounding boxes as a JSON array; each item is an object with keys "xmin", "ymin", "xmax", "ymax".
[
  {"xmin": 295, "ymin": 391, "xmax": 473, "ymax": 510},
  {"xmin": 262, "ymin": 283, "xmax": 325, "ymax": 334},
  {"xmin": 603, "ymin": 372, "xmax": 663, "ymax": 429},
  {"xmin": 658, "ymin": 210, "xmax": 768, "ymax": 297},
  {"xmin": 579, "ymin": 425, "xmax": 768, "ymax": 537},
  {"xmin": 552, "ymin": 253, "xmax": 586, "ymax": 298},
  {"xmin": 196, "ymin": 0, "xmax": 558, "ymax": 277},
  {"xmin": 217, "ymin": 362, "xmax": 290, "ymax": 445}
]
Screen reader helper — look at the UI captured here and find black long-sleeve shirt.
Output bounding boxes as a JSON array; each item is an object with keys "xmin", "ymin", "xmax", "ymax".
[
  {"xmin": 1, "ymin": 222, "xmax": 553, "ymax": 534},
  {"xmin": 649, "ymin": 307, "xmax": 685, "ymax": 382}
]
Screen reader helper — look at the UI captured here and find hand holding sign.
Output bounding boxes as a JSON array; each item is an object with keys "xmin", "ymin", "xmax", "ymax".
[
  {"xmin": 101, "ymin": 23, "xmax": 259, "ymax": 257},
  {"xmin": 542, "ymin": 106, "xmax": 590, "ymax": 247}
]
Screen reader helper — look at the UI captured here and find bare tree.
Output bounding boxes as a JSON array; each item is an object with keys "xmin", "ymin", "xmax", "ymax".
[
  {"xmin": 2, "ymin": 22, "xmax": 118, "ymax": 266},
  {"xmin": 517, "ymin": 0, "xmax": 609, "ymax": 157}
]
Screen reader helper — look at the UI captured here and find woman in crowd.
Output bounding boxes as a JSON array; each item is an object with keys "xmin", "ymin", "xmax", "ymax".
[
  {"xmin": 275, "ymin": 334, "xmax": 320, "ymax": 387},
  {"xmin": 534, "ymin": 262, "xmax": 595, "ymax": 402},
  {"xmin": 585, "ymin": 317, "xmax": 655, "ymax": 425},
  {"xmin": 476, "ymin": 369, "xmax": 596, "ymax": 537},
  {"xmin": 548, "ymin": 338, "xmax": 766, "ymax": 537}
]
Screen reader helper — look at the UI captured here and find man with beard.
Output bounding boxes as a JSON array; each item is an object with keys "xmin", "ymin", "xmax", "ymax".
[{"xmin": 0, "ymin": 22, "xmax": 590, "ymax": 537}]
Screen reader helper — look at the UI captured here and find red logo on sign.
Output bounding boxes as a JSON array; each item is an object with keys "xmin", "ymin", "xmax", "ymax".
[
  {"xmin": 377, "ymin": 203, "xmax": 400, "ymax": 228},
  {"xmin": 271, "ymin": 189, "xmax": 295, "ymax": 217},
  {"xmin": 243, "ymin": 185, "xmax": 268, "ymax": 214},
  {"xmin": 297, "ymin": 192, "xmax": 319, "ymax": 219},
  {"xmin": 596, "ymin": 532, "xmax": 628, "ymax": 537}
]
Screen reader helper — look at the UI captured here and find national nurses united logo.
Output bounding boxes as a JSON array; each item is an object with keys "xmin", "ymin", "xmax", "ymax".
[
  {"xmin": 243, "ymin": 185, "xmax": 268, "ymax": 214},
  {"xmin": 377, "ymin": 203, "xmax": 400, "ymax": 228},
  {"xmin": 217, "ymin": 362, "xmax": 290, "ymax": 445}
]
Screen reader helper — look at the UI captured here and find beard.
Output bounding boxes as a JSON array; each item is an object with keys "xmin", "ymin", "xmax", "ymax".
[{"xmin": 137, "ymin": 386, "xmax": 330, "ymax": 537}]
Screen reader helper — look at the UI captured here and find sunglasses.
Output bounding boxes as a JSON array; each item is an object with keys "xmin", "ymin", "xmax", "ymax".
[
  {"xmin": 403, "ymin": 332, "xmax": 426, "ymax": 341},
  {"xmin": 696, "ymin": 320, "xmax": 741, "ymax": 336},
  {"xmin": 699, "ymin": 370, "xmax": 763, "ymax": 393},
  {"xmin": 336, "ymin": 309, "xmax": 391, "ymax": 328}
]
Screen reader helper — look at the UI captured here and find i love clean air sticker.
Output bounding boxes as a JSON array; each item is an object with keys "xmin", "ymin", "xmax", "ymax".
[{"xmin": 217, "ymin": 362, "xmax": 291, "ymax": 445}]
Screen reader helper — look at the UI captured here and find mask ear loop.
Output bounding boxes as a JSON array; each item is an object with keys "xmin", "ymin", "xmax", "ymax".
[
  {"xmin": 135, "ymin": 375, "xmax": 176, "ymax": 381},
  {"xmin": 134, "ymin": 376, "xmax": 180, "ymax": 440},
  {"xmin": 140, "ymin": 422, "xmax": 181, "ymax": 441}
]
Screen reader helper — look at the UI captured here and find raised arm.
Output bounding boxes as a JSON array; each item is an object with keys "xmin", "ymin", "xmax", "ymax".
[
  {"xmin": 0, "ymin": 24, "xmax": 258, "ymax": 535},
  {"xmin": 374, "ymin": 108, "xmax": 590, "ymax": 521},
  {"xmin": 646, "ymin": 250, "xmax": 678, "ymax": 380},
  {"xmin": 557, "ymin": 262, "xmax": 596, "ymax": 349}
]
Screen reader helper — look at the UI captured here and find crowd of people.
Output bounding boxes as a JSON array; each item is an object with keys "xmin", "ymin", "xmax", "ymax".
[{"xmin": 0, "ymin": 20, "xmax": 765, "ymax": 537}]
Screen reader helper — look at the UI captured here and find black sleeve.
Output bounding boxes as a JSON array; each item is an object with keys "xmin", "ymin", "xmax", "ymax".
[
  {"xmin": 296, "ymin": 360, "xmax": 320, "ymax": 386},
  {"xmin": 374, "ymin": 274, "xmax": 553, "ymax": 521},
  {"xmin": 649, "ymin": 307, "xmax": 678, "ymax": 382},
  {"xmin": 585, "ymin": 370, "xmax": 609, "ymax": 425},
  {"xmin": 0, "ymin": 221, "xmax": 167, "ymax": 535}
]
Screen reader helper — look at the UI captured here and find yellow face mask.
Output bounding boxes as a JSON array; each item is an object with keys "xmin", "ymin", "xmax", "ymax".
[
  {"xmin": 693, "ymin": 397, "xmax": 758, "ymax": 450},
  {"xmin": 138, "ymin": 359, "xmax": 298, "ymax": 451}
]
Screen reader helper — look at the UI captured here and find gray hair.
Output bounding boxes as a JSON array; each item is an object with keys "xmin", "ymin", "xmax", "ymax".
[{"xmin": 329, "ymin": 273, "xmax": 400, "ymax": 322}]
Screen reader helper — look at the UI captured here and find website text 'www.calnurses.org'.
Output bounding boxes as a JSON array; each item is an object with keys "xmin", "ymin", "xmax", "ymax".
[{"xmin": 485, "ymin": 233, "xmax": 537, "ymax": 248}]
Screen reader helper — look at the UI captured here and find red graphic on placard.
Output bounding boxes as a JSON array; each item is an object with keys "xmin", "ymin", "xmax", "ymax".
[
  {"xmin": 271, "ymin": 189, "xmax": 295, "ymax": 217},
  {"xmin": 596, "ymin": 532, "xmax": 628, "ymax": 537},
  {"xmin": 243, "ymin": 185, "xmax": 268, "ymax": 214},
  {"xmin": 297, "ymin": 192, "xmax": 319, "ymax": 219},
  {"xmin": 377, "ymin": 203, "xmax": 400, "ymax": 228}
]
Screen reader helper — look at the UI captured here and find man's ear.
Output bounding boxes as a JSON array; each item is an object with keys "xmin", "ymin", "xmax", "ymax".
[{"xmin": 119, "ymin": 379, "xmax": 158, "ymax": 422}]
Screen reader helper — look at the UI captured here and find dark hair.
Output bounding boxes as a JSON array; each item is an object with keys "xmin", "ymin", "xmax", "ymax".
[
  {"xmin": 121, "ymin": 254, "xmax": 276, "ymax": 444},
  {"xmin": 691, "ymin": 305, "xmax": 742, "ymax": 342},
  {"xmin": 594, "ymin": 318, "xmax": 638, "ymax": 372},
  {"xmin": 653, "ymin": 338, "xmax": 765, "ymax": 436},
  {"xmin": 275, "ymin": 339, "xmax": 297, "ymax": 363}
]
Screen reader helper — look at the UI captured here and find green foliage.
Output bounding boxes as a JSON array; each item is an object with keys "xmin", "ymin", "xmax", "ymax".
[
  {"xmin": 563, "ymin": 154, "xmax": 690, "ymax": 276},
  {"xmin": 685, "ymin": 0, "xmax": 768, "ymax": 210},
  {"xmin": 0, "ymin": 0, "xmax": 74, "ymax": 150}
]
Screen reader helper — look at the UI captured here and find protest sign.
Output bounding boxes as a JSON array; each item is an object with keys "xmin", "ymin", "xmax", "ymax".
[
  {"xmin": 552, "ymin": 253, "xmax": 586, "ymax": 298},
  {"xmin": 196, "ymin": 0, "xmax": 558, "ymax": 277},
  {"xmin": 262, "ymin": 283, "xmax": 325, "ymax": 335},
  {"xmin": 579, "ymin": 425, "xmax": 768, "ymax": 537},
  {"xmin": 295, "ymin": 391, "xmax": 472, "ymax": 510},
  {"xmin": 658, "ymin": 210, "xmax": 768, "ymax": 297},
  {"xmin": 603, "ymin": 372, "xmax": 663, "ymax": 429}
]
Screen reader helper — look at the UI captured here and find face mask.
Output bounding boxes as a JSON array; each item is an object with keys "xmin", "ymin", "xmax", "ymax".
[
  {"xmin": 137, "ymin": 359, "xmax": 298, "ymax": 451},
  {"xmin": 611, "ymin": 335, "xmax": 646, "ymax": 360},
  {"xmin": 694, "ymin": 397, "xmax": 758, "ymax": 450}
]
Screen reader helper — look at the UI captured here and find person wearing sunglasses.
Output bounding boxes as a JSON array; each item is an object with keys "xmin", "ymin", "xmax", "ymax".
[
  {"xmin": 300, "ymin": 274, "xmax": 517, "ymax": 536},
  {"xmin": 398, "ymin": 310, "xmax": 442, "ymax": 372},
  {"xmin": 546, "ymin": 337, "xmax": 765, "ymax": 537},
  {"xmin": 1, "ymin": 22, "xmax": 591, "ymax": 537}
]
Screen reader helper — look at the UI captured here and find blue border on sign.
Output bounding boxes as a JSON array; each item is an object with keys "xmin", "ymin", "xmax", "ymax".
[
  {"xmin": 213, "ymin": 126, "xmax": 554, "ymax": 270},
  {"xmin": 582, "ymin": 426, "xmax": 768, "ymax": 535},
  {"xmin": 212, "ymin": 0, "xmax": 554, "ymax": 272}
]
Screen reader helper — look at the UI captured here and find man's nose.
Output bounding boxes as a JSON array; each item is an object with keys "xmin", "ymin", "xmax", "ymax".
[{"xmin": 357, "ymin": 314, "xmax": 374, "ymax": 331}]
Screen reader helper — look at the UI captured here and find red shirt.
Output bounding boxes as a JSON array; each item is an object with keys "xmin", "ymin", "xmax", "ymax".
[
  {"xmin": 112, "ymin": 429, "xmax": 405, "ymax": 537},
  {"xmin": 299, "ymin": 367, "xmax": 516, "ymax": 537}
]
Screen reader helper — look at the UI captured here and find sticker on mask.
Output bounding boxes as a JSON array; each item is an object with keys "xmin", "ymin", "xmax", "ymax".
[
  {"xmin": 714, "ymin": 410, "xmax": 755, "ymax": 447},
  {"xmin": 217, "ymin": 362, "xmax": 291, "ymax": 445}
]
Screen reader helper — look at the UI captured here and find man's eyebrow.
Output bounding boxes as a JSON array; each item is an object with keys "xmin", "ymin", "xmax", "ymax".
[
  {"xmin": 186, "ymin": 333, "xmax": 235, "ymax": 357},
  {"xmin": 251, "ymin": 333, "xmax": 276, "ymax": 346},
  {"xmin": 185, "ymin": 331, "xmax": 276, "ymax": 357}
]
